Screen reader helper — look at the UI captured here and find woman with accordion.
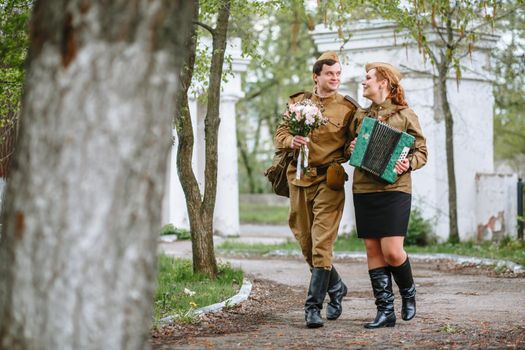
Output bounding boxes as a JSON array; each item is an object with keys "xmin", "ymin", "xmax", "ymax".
[{"xmin": 348, "ymin": 62, "xmax": 427, "ymax": 328}]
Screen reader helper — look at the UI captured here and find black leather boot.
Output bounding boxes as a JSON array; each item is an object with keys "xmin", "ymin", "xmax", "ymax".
[
  {"xmin": 305, "ymin": 267, "xmax": 331, "ymax": 328},
  {"xmin": 364, "ymin": 267, "xmax": 396, "ymax": 329},
  {"xmin": 326, "ymin": 266, "xmax": 347, "ymax": 320},
  {"xmin": 389, "ymin": 257, "xmax": 416, "ymax": 321}
]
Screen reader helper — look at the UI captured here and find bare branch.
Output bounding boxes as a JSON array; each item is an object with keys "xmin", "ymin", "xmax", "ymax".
[
  {"xmin": 238, "ymin": 79, "xmax": 279, "ymax": 102},
  {"xmin": 194, "ymin": 20, "xmax": 215, "ymax": 36},
  {"xmin": 399, "ymin": 64, "xmax": 439, "ymax": 79},
  {"xmin": 435, "ymin": 25, "xmax": 448, "ymax": 44}
]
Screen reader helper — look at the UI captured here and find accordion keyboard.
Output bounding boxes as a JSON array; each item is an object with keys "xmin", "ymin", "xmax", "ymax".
[{"xmin": 361, "ymin": 122, "xmax": 402, "ymax": 176}]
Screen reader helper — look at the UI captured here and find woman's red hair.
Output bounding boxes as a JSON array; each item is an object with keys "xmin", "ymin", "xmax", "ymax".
[{"xmin": 375, "ymin": 67, "xmax": 408, "ymax": 106}]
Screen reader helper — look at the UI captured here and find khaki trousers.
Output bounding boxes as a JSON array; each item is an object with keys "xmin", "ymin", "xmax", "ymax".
[{"xmin": 288, "ymin": 181, "xmax": 345, "ymax": 269}]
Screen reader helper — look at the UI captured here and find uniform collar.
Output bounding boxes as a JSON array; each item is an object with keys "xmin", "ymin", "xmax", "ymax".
[
  {"xmin": 368, "ymin": 99, "xmax": 406, "ymax": 118},
  {"xmin": 370, "ymin": 98, "xmax": 394, "ymax": 112},
  {"xmin": 312, "ymin": 86, "xmax": 338, "ymax": 104}
]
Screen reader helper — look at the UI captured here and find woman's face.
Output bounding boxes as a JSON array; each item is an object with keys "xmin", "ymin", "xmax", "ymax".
[{"xmin": 362, "ymin": 68, "xmax": 385, "ymax": 100}]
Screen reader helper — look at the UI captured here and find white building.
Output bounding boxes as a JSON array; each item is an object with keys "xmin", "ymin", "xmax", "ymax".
[
  {"xmin": 313, "ymin": 21, "xmax": 517, "ymax": 241},
  {"xmin": 164, "ymin": 23, "xmax": 518, "ymax": 242}
]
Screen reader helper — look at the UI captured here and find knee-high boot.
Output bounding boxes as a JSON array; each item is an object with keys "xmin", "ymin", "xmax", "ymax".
[
  {"xmin": 305, "ymin": 267, "xmax": 331, "ymax": 328},
  {"xmin": 364, "ymin": 267, "xmax": 396, "ymax": 329},
  {"xmin": 326, "ymin": 266, "xmax": 347, "ymax": 320},
  {"xmin": 389, "ymin": 257, "xmax": 416, "ymax": 321}
]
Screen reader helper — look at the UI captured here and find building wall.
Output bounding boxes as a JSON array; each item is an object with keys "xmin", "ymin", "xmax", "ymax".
[{"xmin": 312, "ymin": 20, "xmax": 516, "ymax": 241}]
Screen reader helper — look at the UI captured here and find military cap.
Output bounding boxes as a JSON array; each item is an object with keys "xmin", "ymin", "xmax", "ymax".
[
  {"xmin": 366, "ymin": 62, "xmax": 402, "ymax": 81},
  {"xmin": 316, "ymin": 51, "xmax": 339, "ymax": 63}
]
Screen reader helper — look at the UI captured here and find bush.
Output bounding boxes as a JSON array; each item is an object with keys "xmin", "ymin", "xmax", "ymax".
[
  {"xmin": 160, "ymin": 224, "xmax": 191, "ymax": 240},
  {"xmin": 406, "ymin": 208, "xmax": 436, "ymax": 246}
]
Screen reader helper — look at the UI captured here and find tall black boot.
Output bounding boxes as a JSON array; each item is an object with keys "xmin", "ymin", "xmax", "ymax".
[
  {"xmin": 326, "ymin": 266, "xmax": 347, "ymax": 320},
  {"xmin": 305, "ymin": 267, "xmax": 331, "ymax": 328},
  {"xmin": 364, "ymin": 267, "xmax": 396, "ymax": 329},
  {"xmin": 389, "ymin": 257, "xmax": 416, "ymax": 321}
]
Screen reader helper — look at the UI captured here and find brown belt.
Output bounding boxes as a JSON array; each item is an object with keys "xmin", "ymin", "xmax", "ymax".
[{"xmin": 291, "ymin": 161, "xmax": 329, "ymax": 175}]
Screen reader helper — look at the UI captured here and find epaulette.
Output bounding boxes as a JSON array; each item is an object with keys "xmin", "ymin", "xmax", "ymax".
[
  {"xmin": 289, "ymin": 91, "xmax": 313, "ymax": 101},
  {"xmin": 344, "ymin": 95, "xmax": 361, "ymax": 109},
  {"xmin": 289, "ymin": 91, "xmax": 305, "ymax": 99}
]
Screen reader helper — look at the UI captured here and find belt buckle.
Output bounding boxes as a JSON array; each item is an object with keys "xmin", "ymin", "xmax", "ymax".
[{"xmin": 306, "ymin": 167, "xmax": 317, "ymax": 177}]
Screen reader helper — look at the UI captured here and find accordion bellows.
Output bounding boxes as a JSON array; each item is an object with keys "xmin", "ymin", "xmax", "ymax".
[{"xmin": 349, "ymin": 117, "xmax": 415, "ymax": 184}]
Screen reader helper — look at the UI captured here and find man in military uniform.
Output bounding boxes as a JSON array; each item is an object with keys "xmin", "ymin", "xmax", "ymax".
[{"xmin": 274, "ymin": 51, "xmax": 359, "ymax": 328}]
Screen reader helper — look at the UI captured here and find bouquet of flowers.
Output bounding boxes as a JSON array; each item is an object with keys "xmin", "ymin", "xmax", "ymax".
[{"xmin": 282, "ymin": 99, "xmax": 328, "ymax": 179}]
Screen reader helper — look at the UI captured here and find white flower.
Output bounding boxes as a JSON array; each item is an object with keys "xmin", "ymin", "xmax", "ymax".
[
  {"xmin": 294, "ymin": 110, "xmax": 303, "ymax": 121},
  {"xmin": 302, "ymin": 105, "xmax": 319, "ymax": 119},
  {"xmin": 184, "ymin": 288, "xmax": 196, "ymax": 297},
  {"xmin": 305, "ymin": 114, "xmax": 315, "ymax": 126}
]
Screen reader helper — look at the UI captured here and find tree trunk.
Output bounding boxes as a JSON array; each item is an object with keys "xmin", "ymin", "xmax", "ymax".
[
  {"xmin": 175, "ymin": 2, "xmax": 219, "ymax": 278},
  {"xmin": 438, "ymin": 59, "xmax": 460, "ymax": 243},
  {"xmin": 0, "ymin": 1, "xmax": 196, "ymax": 349},
  {"xmin": 176, "ymin": 0, "xmax": 231, "ymax": 279},
  {"xmin": 198, "ymin": 0, "xmax": 231, "ymax": 277}
]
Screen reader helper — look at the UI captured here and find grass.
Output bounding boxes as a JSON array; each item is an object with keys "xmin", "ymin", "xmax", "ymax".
[
  {"xmin": 239, "ymin": 203, "xmax": 289, "ymax": 225},
  {"xmin": 159, "ymin": 224, "xmax": 191, "ymax": 240},
  {"xmin": 218, "ymin": 239, "xmax": 301, "ymax": 254},
  {"xmin": 405, "ymin": 238, "xmax": 525, "ymax": 266},
  {"xmin": 217, "ymin": 233, "xmax": 525, "ymax": 266},
  {"xmin": 154, "ymin": 254, "xmax": 243, "ymax": 324}
]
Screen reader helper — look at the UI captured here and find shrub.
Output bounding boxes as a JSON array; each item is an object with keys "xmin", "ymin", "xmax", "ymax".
[
  {"xmin": 160, "ymin": 224, "xmax": 191, "ymax": 240},
  {"xmin": 406, "ymin": 208, "xmax": 436, "ymax": 246}
]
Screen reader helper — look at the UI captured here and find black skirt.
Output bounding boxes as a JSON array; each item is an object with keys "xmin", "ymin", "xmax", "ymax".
[{"xmin": 353, "ymin": 191, "xmax": 411, "ymax": 238}]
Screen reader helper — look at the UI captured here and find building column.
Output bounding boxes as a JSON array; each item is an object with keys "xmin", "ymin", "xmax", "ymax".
[{"xmin": 163, "ymin": 38, "xmax": 249, "ymax": 238}]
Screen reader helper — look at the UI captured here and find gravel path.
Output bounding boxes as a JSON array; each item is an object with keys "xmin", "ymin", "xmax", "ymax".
[{"xmin": 151, "ymin": 253, "xmax": 525, "ymax": 349}]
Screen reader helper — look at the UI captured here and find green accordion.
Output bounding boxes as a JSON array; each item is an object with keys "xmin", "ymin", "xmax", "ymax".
[{"xmin": 349, "ymin": 117, "xmax": 415, "ymax": 184}]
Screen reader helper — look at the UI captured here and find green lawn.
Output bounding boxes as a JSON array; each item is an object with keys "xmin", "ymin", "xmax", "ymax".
[
  {"xmin": 405, "ymin": 238, "xmax": 525, "ymax": 266},
  {"xmin": 218, "ymin": 234, "xmax": 525, "ymax": 266},
  {"xmin": 239, "ymin": 203, "xmax": 289, "ymax": 225},
  {"xmin": 154, "ymin": 255, "xmax": 243, "ymax": 323}
]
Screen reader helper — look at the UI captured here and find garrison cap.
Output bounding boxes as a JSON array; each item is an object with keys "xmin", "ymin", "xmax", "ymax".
[
  {"xmin": 366, "ymin": 62, "xmax": 402, "ymax": 82},
  {"xmin": 316, "ymin": 51, "xmax": 339, "ymax": 63}
]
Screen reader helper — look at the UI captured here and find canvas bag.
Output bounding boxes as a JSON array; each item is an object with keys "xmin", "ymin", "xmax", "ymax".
[
  {"xmin": 264, "ymin": 92, "xmax": 315, "ymax": 197},
  {"xmin": 264, "ymin": 149, "xmax": 294, "ymax": 197}
]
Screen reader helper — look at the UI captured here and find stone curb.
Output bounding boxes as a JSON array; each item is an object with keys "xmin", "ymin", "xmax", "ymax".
[
  {"xmin": 265, "ymin": 250, "xmax": 525, "ymax": 274},
  {"xmin": 159, "ymin": 278, "xmax": 252, "ymax": 324}
]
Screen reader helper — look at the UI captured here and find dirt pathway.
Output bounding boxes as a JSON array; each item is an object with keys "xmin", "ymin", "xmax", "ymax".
[{"xmin": 151, "ymin": 256, "xmax": 525, "ymax": 349}]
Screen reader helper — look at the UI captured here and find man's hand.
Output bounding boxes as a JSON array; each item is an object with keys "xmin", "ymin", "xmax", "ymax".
[
  {"xmin": 291, "ymin": 136, "xmax": 309, "ymax": 149},
  {"xmin": 395, "ymin": 159, "xmax": 410, "ymax": 174}
]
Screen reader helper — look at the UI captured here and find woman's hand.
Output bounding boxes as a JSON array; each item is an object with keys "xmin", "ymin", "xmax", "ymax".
[
  {"xmin": 395, "ymin": 159, "xmax": 410, "ymax": 174},
  {"xmin": 291, "ymin": 136, "xmax": 309, "ymax": 149},
  {"xmin": 349, "ymin": 138, "xmax": 356, "ymax": 154}
]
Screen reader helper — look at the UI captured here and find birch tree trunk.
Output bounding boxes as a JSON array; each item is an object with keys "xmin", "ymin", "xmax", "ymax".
[
  {"xmin": 0, "ymin": 1, "xmax": 196, "ymax": 349},
  {"xmin": 441, "ymin": 13, "xmax": 460, "ymax": 243},
  {"xmin": 438, "ymin": 60, "xmax": 460, "ymax": 243}
]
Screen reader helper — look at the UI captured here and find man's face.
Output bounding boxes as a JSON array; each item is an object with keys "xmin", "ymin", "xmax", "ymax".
[{"xmin": 313, "ymin": 63, "xmax": 341, "ymax": 94}]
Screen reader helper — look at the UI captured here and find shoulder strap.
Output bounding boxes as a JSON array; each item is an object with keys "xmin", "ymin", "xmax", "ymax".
[
  {"xmin": 303, "ymin": 91, "xmax": 312, "ymax": 100},
  {"xmin": 344, "ymin": 95, "xmax": 361, "ymax": 109},
  {"xmin": 289, "ymin": 91, "xmax": 305, "ymax": 99}
]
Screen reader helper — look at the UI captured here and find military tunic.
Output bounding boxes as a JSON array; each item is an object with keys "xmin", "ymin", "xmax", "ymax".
[
  {"xmin": 274, "ymin": 91, "xmax": 357, "ymax": 268},
  {"xmin": 349, "ymin": 99, "xmax": 427, "ymax": 238},
  {"xmin": 349, "ymin": 99, "xmax": 427, "ymax": 194}
]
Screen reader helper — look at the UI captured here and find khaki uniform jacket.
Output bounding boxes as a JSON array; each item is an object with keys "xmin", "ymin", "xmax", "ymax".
[
  {"xmin": 274, "ymin": 91, "xmax": 358, "ymax": 187},
  {"xmin": 349, "ymin": 99, "xmax": 427, "ymax": 194}
]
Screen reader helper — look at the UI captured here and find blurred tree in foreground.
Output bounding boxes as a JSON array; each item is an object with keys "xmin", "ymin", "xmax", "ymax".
[{"xmin": 0, "ymin": 1, "xmax": 196, "ymax": 348}]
